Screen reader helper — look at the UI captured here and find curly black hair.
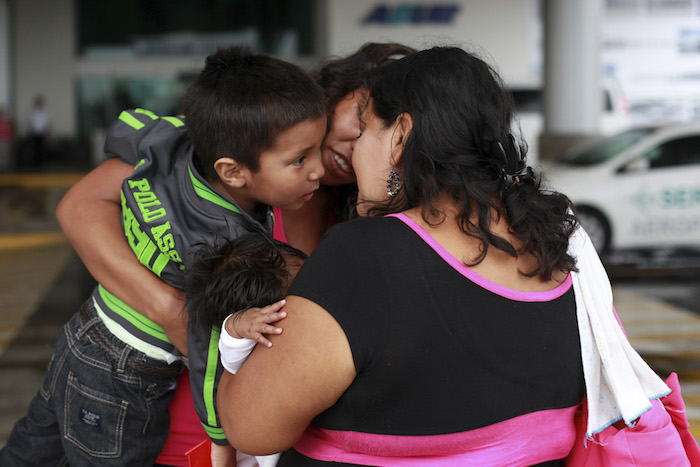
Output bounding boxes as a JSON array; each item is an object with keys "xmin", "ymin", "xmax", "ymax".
[{"xmin": 364, "ymin": 47, "xmax": 579, "ymax": 280}]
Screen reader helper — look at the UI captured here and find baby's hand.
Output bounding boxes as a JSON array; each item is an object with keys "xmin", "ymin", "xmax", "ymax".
[{"xmin": 227, "ymin": 299, "xmax": 287, "ymax": 348}]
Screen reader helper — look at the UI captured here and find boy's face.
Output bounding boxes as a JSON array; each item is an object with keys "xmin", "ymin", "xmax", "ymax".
[{"xmin": 237, "ymin": 117, "xmax": 326, "ymax": 212}]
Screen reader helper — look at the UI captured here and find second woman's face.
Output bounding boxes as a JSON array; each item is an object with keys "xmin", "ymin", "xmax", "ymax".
[
  {"xmin": 320, "ymin": 91, "xmax": 363, "ymax": 186},
  {"xmin": 352, "ymin": 100, "xmax": 396, "ymax": 216}
]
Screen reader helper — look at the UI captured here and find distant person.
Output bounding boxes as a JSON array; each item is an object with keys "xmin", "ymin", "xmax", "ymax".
[
  {"xmin": 0, "ymin": 106, "xmax": 12, "ymax": 171},
  {"xmin": 24, "ymin": 95, "xmax": 52, "ymax": 167}
]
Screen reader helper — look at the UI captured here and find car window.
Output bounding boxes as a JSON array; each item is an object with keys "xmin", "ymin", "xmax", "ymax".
[
  {"xmin": 560, "ymin": 128, "xmax": 655, "ymax": 166},
  {"xmin": 511, "ymin": 89, "xmax": 541, "ymax": 113},
  {"xmin": 512, "ymin": 89, "xmax": 616, "ymax": 114},
  {"xmin": 603, "ymin": 89, "xmax": 613, "ymax": 112},
  {"xmin": 642, "ymin": 135, "xmax": 700, "ymax": 169}
]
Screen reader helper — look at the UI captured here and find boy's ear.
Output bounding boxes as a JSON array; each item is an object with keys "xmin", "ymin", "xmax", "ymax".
[
  {"xmin": 214, "ymin": 157, "xmax": 249, "ymax": 188},
  {"xmin": 390, "ymin": 112, "xmax": 413, "ymax": 166}
]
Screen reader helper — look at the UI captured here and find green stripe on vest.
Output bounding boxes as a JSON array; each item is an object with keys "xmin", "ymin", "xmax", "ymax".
[
  {"xmin": 187, "ymin": 164, "xmax": 242, "ymax": 214},
  {"xmin": 119, "ymin": 111, "xmax": 145, "ymax": 130},
  {"xmin": 98, "ymin": 285, "xmax": 170, "ymax": 343},
  {"xmin": 204, "ymin": 326, "xmax": 221, "ymax": 426}
]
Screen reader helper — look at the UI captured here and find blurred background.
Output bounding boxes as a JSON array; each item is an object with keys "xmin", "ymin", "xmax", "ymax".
[
  {"xmin": 4, "ymin": 0, "xmax": 700, "ymax": 167},
  {"xmin": 0, "ymin": 0, "xmax": 699, "ymax": 445}
]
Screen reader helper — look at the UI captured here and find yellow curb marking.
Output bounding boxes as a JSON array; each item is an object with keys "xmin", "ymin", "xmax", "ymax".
[{"xmin": 0, "ymin": 232, "xmax": 68, "ymax": 250}]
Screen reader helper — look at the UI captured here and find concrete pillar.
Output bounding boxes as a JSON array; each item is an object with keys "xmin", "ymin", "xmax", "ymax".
[{"xmin": 540, "ymin": 0, "xmax": 603, "ymax": 160}]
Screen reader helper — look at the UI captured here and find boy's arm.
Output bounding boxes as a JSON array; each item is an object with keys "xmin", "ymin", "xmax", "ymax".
[{"xmin": 56, "ymin": 157, "xmax": 187, "ymax": 353}]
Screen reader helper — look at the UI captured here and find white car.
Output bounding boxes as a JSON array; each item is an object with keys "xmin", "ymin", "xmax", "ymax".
[
  {"xmin": 540, "ymin": 125, "xmax": 700, "ymax": 262},
  {"xmin": 512, "ymin": 77, "xmax": 631, "ymax": 164}
]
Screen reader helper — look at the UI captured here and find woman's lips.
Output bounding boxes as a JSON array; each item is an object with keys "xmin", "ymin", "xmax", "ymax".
[{"xmin": 332, "ymin": 152, "xmax": 353, "ymax": 174}]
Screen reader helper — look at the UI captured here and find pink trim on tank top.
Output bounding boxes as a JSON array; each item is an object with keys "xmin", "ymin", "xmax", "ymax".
[
  {"xmin": 272, "ymin": 206, "xmax": 288, "ymax": 243},
  {"xmin": 294, "ymin": 406, "xmax": 578, "ymax": 466},
  {"xmin": 386, "ymin": 213, "xmax": 572, "ymax": 302}
]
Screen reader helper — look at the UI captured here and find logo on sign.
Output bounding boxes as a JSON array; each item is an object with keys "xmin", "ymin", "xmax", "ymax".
[{"xmin": 361, "ymin": 4, "xmax": 460, "ymax": 25}]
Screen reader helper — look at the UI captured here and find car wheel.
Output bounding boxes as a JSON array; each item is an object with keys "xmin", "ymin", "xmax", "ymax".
[{"xmin": 577, "ymin": 207, "xmax": 611, "ymax": 254}]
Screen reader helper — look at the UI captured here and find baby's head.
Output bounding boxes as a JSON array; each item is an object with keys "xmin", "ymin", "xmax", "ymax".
[{"xmin": 186, "ymin": 233, "xmax": 307, "ymax": 331}]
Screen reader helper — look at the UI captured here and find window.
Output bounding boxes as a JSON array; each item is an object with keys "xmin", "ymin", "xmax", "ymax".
[
  {"xmin": 644, "ymin": 136, "xmax": 700, "ymax": 169},
  {"xmin": 78, "ymin": 0, "xmax": 316, "ymax": 58},
  {"xmin": 511, "ymin": 88, "xmax": 620, "ymax": 114},
  {"xmin": 561, "ymin": 128, "xmax": 655, "ymax": 166}
]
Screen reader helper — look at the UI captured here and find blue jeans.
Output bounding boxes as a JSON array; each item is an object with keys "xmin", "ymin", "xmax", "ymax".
[{"xmin": 0, "ymin": 301, "xmax": 181, "ymax": 466}]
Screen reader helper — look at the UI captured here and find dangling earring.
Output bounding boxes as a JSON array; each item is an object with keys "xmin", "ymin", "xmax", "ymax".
[{"xmin": 387, "ymin": 166, "xmax": 401, "ymax": 197}]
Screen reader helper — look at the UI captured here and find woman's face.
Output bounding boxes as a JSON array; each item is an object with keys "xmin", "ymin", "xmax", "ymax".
[
  {"xmin": 319, "ymin": 91, "xmax": 363, "ymax": 186},
  {"xmin": 352, "ymin": 100, "xmax": 396, "ymax": 216}
]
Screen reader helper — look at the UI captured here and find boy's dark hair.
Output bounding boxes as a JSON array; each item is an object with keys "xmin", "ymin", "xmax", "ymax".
[
  {"xmin": 186, "ymin": 233, "xmax": 307, "ymax": 331},
  {"xmin": 365, "ymin": 47, "xmax": 579, "ymax": 281},
  {"xmin": 182, "ymin": 45, "xmax": 326, "ymax": 179}
]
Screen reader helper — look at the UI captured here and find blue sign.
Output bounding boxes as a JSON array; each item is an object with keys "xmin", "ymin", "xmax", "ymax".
[{"xmin": 362, "ymin": 4, "xmax": 460, "ymax": 25}]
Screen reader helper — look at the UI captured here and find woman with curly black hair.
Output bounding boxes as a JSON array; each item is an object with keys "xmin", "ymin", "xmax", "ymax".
[{"xmin": 218, "ymin": 46, "xmax": 586, "ymax": 465}]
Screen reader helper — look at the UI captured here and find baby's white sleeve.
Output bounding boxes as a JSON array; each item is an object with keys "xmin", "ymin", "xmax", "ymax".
[{"xmin": 219, "ymin": 314, "xmax": 256, "ymax": 374}]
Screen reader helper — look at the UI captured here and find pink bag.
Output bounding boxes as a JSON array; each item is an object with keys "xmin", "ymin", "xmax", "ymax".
[{"xmin": 566, "ymin": 373, "xmax": 700, "ymax": 466}]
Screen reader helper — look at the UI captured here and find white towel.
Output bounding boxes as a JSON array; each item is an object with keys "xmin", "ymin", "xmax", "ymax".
[{"xmin": 568, "ymin": 227, "xmax": 671, "ymax": 437}]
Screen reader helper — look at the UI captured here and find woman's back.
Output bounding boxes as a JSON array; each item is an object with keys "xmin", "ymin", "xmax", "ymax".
[
  {"xmin": 282, "ymin": 215, "xmax": 584, "ymax": 465},
  {"xmin": 399, "ymin": 202, "xmax": 570, "ymax": 293},
  {"xmin": 217, "ymin": 47, "xmax": 585, "ymax": 466}
]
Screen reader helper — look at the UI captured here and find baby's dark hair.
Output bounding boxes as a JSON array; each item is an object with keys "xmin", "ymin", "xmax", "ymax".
[
  {"xmin": 186, "ymin": 233, "xmax": 307, "ymax": 331},
  {"xmin": 182, "ymin": 45, "xmax": 326, "ymax": 179}
]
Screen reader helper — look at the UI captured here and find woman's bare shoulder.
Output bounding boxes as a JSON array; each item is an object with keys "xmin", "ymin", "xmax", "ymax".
[{"xmin": 218, "ymin": 295, "xmax": 356, "ymax": 454}]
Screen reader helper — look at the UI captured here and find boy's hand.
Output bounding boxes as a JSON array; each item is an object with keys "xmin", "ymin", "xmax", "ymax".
[
  {"xmin": 226, "ymin": 299, "xmax": 287, "ymax": 348},
  {"xmin": 210, "ymin": 442, "xmax": 237, "ymax": 467}
]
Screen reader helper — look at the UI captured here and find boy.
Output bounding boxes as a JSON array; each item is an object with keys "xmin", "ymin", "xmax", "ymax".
[
  {"xmin": 185, "ymin": 233, "xmax": 307, "ymax": 466},
  {"xmin": 0, "ymin": 45, "xmax": 326, "ymax": 466}
]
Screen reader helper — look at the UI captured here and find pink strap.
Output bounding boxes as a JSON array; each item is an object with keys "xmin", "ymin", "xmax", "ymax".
[
  {"xmin": 386, "ymin": 213, "xmax": 572, "ymax": 301},
  {"xmin": 272, "ymin": 206, "xmax": 287, "ymax": 243}
]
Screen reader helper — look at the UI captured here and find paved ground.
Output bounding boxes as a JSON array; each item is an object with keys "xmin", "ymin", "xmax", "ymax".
[
  {"xmin": 1, "ymin": 173, "xmax": 699, "ymax": 451},
  {"xmin": 0, "ymin": 244, "xmax": 96, "ymax": 444}
]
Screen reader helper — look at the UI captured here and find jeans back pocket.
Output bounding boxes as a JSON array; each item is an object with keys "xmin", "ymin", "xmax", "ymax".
[{"xmin": 64, "ymin": 372, "xmax": 128, "ymax": 459}]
